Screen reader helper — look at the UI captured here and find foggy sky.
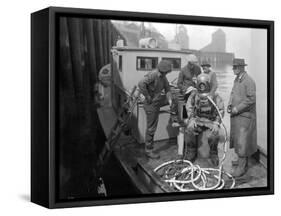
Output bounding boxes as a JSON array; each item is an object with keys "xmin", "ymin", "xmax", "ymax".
[
  {"xmin": 151, "ymin": 22, "xmax": 252, "ymax": 60},
  {"xmin": 113, "ymin": 20, "xmax": 266, "ymax": 70}
]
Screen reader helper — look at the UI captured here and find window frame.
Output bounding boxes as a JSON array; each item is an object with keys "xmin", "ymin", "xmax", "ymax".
[
  {"xmin": 161, "ymin": 57, "xmax": 182, "ymax": 71},
  {"xmin": 136, "ymin": 56, "xmax": 159, "ymax": 71}
]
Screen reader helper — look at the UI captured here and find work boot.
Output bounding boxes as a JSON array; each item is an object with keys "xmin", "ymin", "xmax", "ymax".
[
  {"xmin": 210, "ymin": 154, "xmax": 219, "ymax": 167},
  {"xmin": 232, "ymin": 157, "xmax": 248, "ymax": 177},
  {"xmin": 145, "ymin": 149, "xmax": 160, "ymax": 159},
  {"xmin": 184, "ymin": 150, "xmax": 196, "ymax": 162}
]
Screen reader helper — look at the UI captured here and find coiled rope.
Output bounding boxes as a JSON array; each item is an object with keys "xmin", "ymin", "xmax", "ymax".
[{"xmin": 154, "ymin": 95, "xmax": 235, "ymax": 191}]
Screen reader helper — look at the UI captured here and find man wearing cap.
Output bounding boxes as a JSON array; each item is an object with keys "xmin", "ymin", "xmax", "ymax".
[
  {"xmin": 228, "ymin": 58, "xmax": 257, "ymax": 177},
  {"xmin": 172, "ymin": 57, "xmax": 217, "ymax": 126},
  {"xmin": 138, "ymin": 60, "xmax": 173, "ymax": 159},
  {"xmin": 177, "ymin": 54, "xmax": 202, "ymax": 97},
  {"xmin": 201, "ymin": 60, "xmax": 218, "ymax": 97},
  {"xmin": 169, "ymin": 55, "xmax": 202, "ymax": 127}
]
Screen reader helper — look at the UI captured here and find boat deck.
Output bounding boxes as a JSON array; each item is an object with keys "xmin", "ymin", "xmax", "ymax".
[
  {"xmin": 114, "ymin": 135, "xmax": 267, "ymax": 192},
  {"xmin": 98, "ymin": 107, "xmax": 267, "ymax": 193}
]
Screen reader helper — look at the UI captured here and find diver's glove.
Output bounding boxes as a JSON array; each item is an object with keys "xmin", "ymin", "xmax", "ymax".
[
  {"xmin": 210, "ymin": 123, "xmax": 219, "ymax": 135},
  {"xmin": 187, "ymin": 118, "xmax": 197, "ymax": 130}
]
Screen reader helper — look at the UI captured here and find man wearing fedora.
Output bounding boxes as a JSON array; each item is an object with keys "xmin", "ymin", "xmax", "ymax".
[
  {"xmin": 228, "ymin": 58, "xmax": 257, "ymax": 177},
  {"xmin": 201, "ymin": 60, "xmax": 218, "ymax": 97},
  {"xmin": 138, "ymin": 60, "xmax": 173, "ymax": 159}
]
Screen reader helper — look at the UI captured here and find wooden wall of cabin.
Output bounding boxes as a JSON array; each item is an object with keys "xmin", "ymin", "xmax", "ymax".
[{"xmin": 58, "ymin": 17, "xmax": 125, "ymax": 199}]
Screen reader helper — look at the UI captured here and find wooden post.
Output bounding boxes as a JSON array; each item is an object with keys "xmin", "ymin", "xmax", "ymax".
[
  {"xmin": 84, "ymin": 19, "xmax": 98, "ymax": 99},
  {"xmin": 97, "ymin": 20, "xmax": 104, "ymax": 69},
  {"xmin": 67, "ymin": 18, "xmax": 83, "ymax": 97},
  {"xmin": 59, "ymin": 17, "xmax": 75, "ymax": 95},
  {"xmin": 103, "ymin": 20, "xmax": 109, "ymax": 64}
]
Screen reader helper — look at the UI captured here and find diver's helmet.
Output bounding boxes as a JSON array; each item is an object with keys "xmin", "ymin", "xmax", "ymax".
[{"xmin": 196, "ymin": 73, "xmax": 211, "ymax": 95}]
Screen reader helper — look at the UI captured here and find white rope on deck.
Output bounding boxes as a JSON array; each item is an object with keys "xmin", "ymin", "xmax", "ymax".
[{"xmin": 154, "ymin": 96, "xmax": 236, "ymax": 191}]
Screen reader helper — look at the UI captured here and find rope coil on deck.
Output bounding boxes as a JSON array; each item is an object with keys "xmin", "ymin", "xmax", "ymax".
[{"xmin": 154, "ymin": 96, "xmax": 236, "ymax": 191}]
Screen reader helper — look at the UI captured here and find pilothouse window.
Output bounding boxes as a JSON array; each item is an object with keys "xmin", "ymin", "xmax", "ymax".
[
  {"xmin": 119, "ymin": 55, "xmax": 122, "ymax": 72},
  {"xmin": 136, "ymin": 57, "xmax": 158, "ymax": 71},
  {"xmin": 162, "ymin": 57, "xmax": 181, "ymax": 70}
]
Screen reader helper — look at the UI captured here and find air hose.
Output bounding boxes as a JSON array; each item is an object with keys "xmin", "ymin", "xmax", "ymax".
[{"xmin": 154, "ymin": 95, "xmax": 235, "ymax": 191}]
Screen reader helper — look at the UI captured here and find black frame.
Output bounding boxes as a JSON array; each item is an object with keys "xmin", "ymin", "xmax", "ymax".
[{"xmin": 31, "ymin": 6, "xmax": 274, "ymax": 208}]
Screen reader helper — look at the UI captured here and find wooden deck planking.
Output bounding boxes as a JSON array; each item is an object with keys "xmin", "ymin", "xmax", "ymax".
[{"xmin": 114, "ymin": 135, "xmax": 267, "ymax": 191}]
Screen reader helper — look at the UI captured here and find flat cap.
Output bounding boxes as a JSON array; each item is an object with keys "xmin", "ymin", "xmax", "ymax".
[
  {"xmin": 157, "ymin": 60, "xmax": 172, "ymax": 73},
  {"xmin": 201, "ymin": 60, "xmax": 211, "ymax": 67}
]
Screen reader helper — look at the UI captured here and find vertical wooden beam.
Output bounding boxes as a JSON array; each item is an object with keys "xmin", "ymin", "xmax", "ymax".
[
  {"xmin": 85, "ymin": 19, "xmax": 98, "ymax": 86},
  {"xmin": 97, "ymin": 20, "xmax": 104, "ymax": 69},
  {"xmin": 67, "ymin": 18, "xmax": 83, "ymax": 97},
  {"xmin": 59, "ymin": 17, "xmax": 75, "ymax": 96},
  {"xmin": 107, "ymin": 21, "xmax": 113, "ymax": 66}
]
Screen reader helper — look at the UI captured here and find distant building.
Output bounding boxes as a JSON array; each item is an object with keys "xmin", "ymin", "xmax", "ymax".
[
  {"xmin": 175, "ymin": 25, "xmax": 189, "ymax": 49},
  {"xmin": 201, "ymin": 29, "xmax": 226, "ymax": 52},
  {"xmin": 193, "ymin": 29, "xmax": 234, "ymax": 67},
  {"xmin": 198, "ymin": 51, "xmax": 234, "ymax": 68},
  {"xmin": 113, "ymin": 22, "xmax": 168, "ymax": 48},
  {"xmin": 183, "ymin": 48, "xmax": 234, "ymax": 68},
  {"xmin": 113, "ymin": 22, "xmax": 140, "ymax": 47}
]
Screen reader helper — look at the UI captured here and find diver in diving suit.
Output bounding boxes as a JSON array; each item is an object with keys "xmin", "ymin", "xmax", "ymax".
[{"xmin": 184, "ymin": 73, "xmax": 224, "ymax": 166}]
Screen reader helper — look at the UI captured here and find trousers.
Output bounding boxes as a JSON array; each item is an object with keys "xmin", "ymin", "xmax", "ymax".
[
  {"xmin": 143, "ymin": 102, "xmax": 161, "ymax": 150},
  {"xmin": 185, "ymin": 127, "xmax": 219, "ymax": 158}
]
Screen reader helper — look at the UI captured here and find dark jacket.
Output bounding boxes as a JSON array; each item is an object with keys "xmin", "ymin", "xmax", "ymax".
[
  {"xmin": 229, "ymin": 72, "xmax": 257, "ymax": 156},
  {"xmin": 138, "ymin": 71, "xmax": 170, "ymax": 104},
  {"xmin": 177, "ymin": 64, "xmax": 201, "ymax": 94}
]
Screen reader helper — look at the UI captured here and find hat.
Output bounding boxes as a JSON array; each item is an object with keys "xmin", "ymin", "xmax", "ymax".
[
  {"xmin": 157, "ymin": 60, "xmax": 172, "ymax": 73},
  {"xmin": 201, "ymin": 60, "xmax": 211, "ymax": 67},
  {"xmin": 233, "ymin": 58, "xmax": 247, "ymax": 66}
]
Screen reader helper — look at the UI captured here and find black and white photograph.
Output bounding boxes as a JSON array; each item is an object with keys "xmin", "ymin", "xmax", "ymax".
[
  {"xmin": 56, "ymin": 14, "xmax": 271, "ymax": 201},
  {"xmin": 1, "ymin": 0, "xmax": 281, "ymax": 214}
]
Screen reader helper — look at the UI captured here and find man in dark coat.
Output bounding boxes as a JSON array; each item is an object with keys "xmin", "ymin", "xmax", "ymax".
[
  {"xmin": 228, "ymin": 58, "xmax": 257, "ymax": 177},
  {"xmin": 170, "ymin": 55, "xmax": 201, "ymax": 127},
  {"xmin": 172, "ymin": 58, "xmax": 218, "ymax": 127},
  {"xmin": 177, "ymin": 54, "xmax": 202, "ymax": 96},
  {"xmin": 138, "ymin": 60, "xmax": 172, "ymax": 159}
]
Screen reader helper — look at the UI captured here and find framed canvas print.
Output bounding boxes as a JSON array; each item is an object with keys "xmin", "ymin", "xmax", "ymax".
[{"xmin": 31, "ymin": 6, "xmax": 274, "ymax": 208}]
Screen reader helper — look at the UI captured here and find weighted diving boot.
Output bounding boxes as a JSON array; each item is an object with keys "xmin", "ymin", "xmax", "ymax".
[
  {"xmin": 184, "ymin": 149, "xmax": 197, "ymax": 162},
  {"xmin": 231, "ymin": 157, "xmax": 248, "ymax": 177},
  {"xmin": 210, "ymin": 154, "xmax": 219, "ymax": 167},
  {"xmin": 209, "ymin": 140, "xmax": 219, "ymax": 167}
]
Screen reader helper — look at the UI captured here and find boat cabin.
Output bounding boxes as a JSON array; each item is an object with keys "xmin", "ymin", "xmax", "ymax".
[
  {"xmin": 108, "ymin": 47, "xmax": 195, "ymax": 143},
  {"xmin": 111, "ymin": 46, "xmax": 193, "ymax": 93}
]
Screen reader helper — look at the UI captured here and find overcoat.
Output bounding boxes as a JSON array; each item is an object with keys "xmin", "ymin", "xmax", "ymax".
[{"xmin": 229, "ymin": 72, "xmax": 257, "ymax": 157}]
